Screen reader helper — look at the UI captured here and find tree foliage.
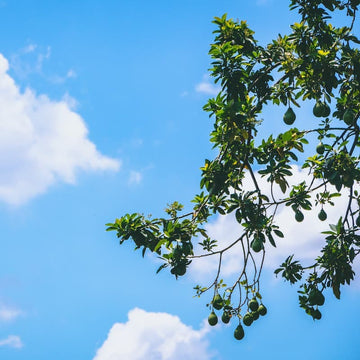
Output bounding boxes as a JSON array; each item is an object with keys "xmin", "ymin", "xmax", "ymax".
[{"xmin": 106, "ymin": 0, "xmax": 360, "ymax": 339}]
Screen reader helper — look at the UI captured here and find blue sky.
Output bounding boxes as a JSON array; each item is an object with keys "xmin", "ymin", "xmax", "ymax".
[{"xmin": 0, "ymin": 0, "xmax": 359, "ymax": 359}]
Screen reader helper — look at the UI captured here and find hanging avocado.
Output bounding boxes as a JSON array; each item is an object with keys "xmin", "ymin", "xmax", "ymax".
[
  {"xmin": 343, "ymin": 109, "xmax": 355, "ymax": 125},
  {"xmin": 283, "ymin": 107, "xmax": 296, "ymax": 125},
  {"xmin": 316, "ymin": 142, "xmax": 325, "ymax": 155},
  {"xmin": 313, "ymin": 101, "xmax": 324, "ymax": 117},
  {"xmin": 322, "ymin": 103, "xmax": 331, "ymax": 117}
]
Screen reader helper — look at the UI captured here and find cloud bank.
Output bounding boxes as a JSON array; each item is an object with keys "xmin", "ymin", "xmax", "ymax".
[
  {"xmin": 93, "ymin": 308, "xmax": 213, "ymax": 360},
  {"xmin": 0, "ymin": 53, "xmax": 120, "ymax": 205}
]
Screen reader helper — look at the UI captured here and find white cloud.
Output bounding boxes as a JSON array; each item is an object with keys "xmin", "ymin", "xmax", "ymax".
[
  {"xmin": 61, "ymin": 92, "xmax": 78, "ymax": 109},
  {"xmin": 189, "ymin": 165, "xmax": 352, "ymax": 281},
  {"xmin": 10, "ymin": 44, "xmax": 51, "ymax": 78},
  {"xmin": 0, "ymin": 304, "xmax": 22, "ymax": 322},
  {"xmin": 11, "ymin": 44, "xmax": 76, "ymax": 84},
  {"xmin": 0, "ymin": 53, "xmax": 120, "ymax": 205},
  {"xmin": 0, "ymin": 335, "xmax": 23, "ymax": 349},
  {"xmin": 128, "ymin": 170, "xmax": 143, "ymax": 185},
  {"xmin": 50, "ymin": 69, "xmax": 77, "ymax": 84},
  {"xmin": 34, "ymin": 46, "xmax": 51, "ymax": 73},
  {"xmin": 66, "ymin": 69, "xmax": 76, "ymax": 79},
  {"xmin": 0, "ymin": 304, "xmax": 24, "ymax": 350},
  {"xmin": 93, "ymin": 308, "xmax": 214, "ymax": 360},
  {"xmin": 22, "ymin": 44, "xmax": 37, "ymax": 54},
  {"xmin": 195, "ymin": 75, "xmax": 220, "ymax": 96}
]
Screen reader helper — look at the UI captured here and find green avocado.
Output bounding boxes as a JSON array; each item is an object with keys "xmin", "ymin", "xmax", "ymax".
[{"xmin": 283, "ymin": 107, "xmax": 296, "ymax": 125}]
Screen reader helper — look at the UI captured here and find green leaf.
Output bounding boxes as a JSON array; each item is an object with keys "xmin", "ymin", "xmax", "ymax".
[
  {"xmin": 267, "ymin": 232, "xmax": 277, "ymax": 247},
  {"xmin": 235, "ymin": 209, "xmax": 242, "ymax": 223},
  {"xmin": 279, "ymin": 180, "xmax": 287, "ymax": 194},
  {"xmin": 105, "ymin": 226, "xmax": 117, "ymax": 231},
  {"xmin": 156, "ymin": 263, "xmax": 168, "ymax": 274},
  {"xmin": 154, "ymin": 239, "xmax": 167, "ymax": 253},
  {"xmin": 332, "ymin": 284, "xmax": 341, "ymax": 299},
  {"xmin": 274, "ymin": 229, "xmax": 284, "ymax": 238}
]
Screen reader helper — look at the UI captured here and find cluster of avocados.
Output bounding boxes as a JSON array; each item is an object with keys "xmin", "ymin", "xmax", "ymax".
[
  {"xmin": 169, "ymin": 242, "xmax": 193, "ymax": 277},
  {"xmin": 207, "ymin": 295, "xmax": 267, "ymax": 341},
  {"xmin": 295, "ymin": 207, "xmax": 328, "ymax": 223},
  {"xmin": 307, "ymin": 288, "xmax": 325, "ymax": 320},
  {"xmin": 283, "ymin": 100, "xmax": 357, "ymax": 127},
  {"xmin": 294, "ymin": 208, "xmax": 331, "ymax": 223},
  {"xmin": 283, "ymin": 100, "xmax": 358, "ymax": 225}
]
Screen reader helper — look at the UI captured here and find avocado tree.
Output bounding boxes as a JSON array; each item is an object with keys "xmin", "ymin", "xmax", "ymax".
[{"xmin": 106, "ymin": 0, "xmax": 360, "ymax": 340}]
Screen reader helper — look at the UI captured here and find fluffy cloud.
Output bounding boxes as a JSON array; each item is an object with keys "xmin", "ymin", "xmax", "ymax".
[
  {"xmin": 93, "ymin": 308, "xmax": 214, "ymax": 360},
  {"xmin": 189, "ymin": 165, "xmax": 351, "ymax": 280},
  {"xmin": 195, "ymin": 75, "xmax": 220, "ymax": 96},
  {"xmin": 0, "ymin": 335, "xmax": 23, "ymax": 349},
  {"xmin": 0, "ymin": 53, "xmax": 120, "ymax": 205}
]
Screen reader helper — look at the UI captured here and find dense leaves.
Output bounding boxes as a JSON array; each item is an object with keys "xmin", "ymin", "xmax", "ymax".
[{"xmin": 107, "ymin": 0, "xmax": 360, "ymax": 338}]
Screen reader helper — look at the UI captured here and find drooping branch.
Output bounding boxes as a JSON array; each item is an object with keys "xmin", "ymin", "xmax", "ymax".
[{"xmin": 107, "ymin": 0, "xmax": 360, "ymax": 339}]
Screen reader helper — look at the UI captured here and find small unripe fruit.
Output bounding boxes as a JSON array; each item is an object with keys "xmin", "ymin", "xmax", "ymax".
[
  {"xmin": 234, "ymin": 324, "xmax": 245, "ymax": 340},
  {"xmin": 251, "ymin": 310, "xmax": 260, "ymax": 321},
  {"xmin": 313, "ymin": 102, "xmax": 324, "ymax": 117},
  {"xmin": 173, "ymin": 246, "xmax": 182, "ymax": 259},
  {"xmin": 343, "ymin": 109, "xmax": 355, "ymax": 125},
  {"xmin": 295, "ymin": 210, "xmax": 304, "ymax": 222},
  {"xmin": 213, "ymin": 294, "xmax": 223, "ymax": 310},
  {"xmin": 221, "ymin": 312, "xmax": 231, "ymax": 324},
  {"xmin": 182, "ymin": 243, "xmax": 192, "ymax": 256},
  {"xmin": 313, "ymin": 309, "xmax": 322, "ymax": 320},
  {"xmin": 316, "ymin": 292, "xmax": 325, "ymax": 306},
  {"xmin": 242, "ymin": 313, "xmax": 253, "ymax": 326},
  {"xmin": 318, "ymin": 209, "xmax": 327, "ymax": 221},
  {"xmin": 322, "ymin": 103, "xmax": 331, "ymax": 117},
  {"xmin": 283, "ymin": 107, "xmax": 296, "ymax": 125},
  {"xmin": 249, "ymin": 298, "xmax": 259, "ymax": 312},
  {"xmin": 316, "ymin": 142, "xmax": 325, "ymax": 155},
  {"xmin": 251, "ymin": 237, "xmax": 263, "ymax": 253},
  {"xmin": 309, "ymin": 289, "xmax": 325, "ymax": 306},
  {"xmin": 208, "ymin": 312, "xmax": 218, "ymax": 326},
  {"xmin": 176, "ymin": 265, "xmax": 186, "ymax": 276},
  {"xmin": 258, "ymin": 304, "xmax": 267, "ymax": 316}
]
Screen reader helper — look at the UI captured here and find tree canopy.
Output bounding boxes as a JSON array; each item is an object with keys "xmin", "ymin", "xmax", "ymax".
[{"xmin": 106, "ymin": 0, "xmax": 360, "ymax": 340}]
